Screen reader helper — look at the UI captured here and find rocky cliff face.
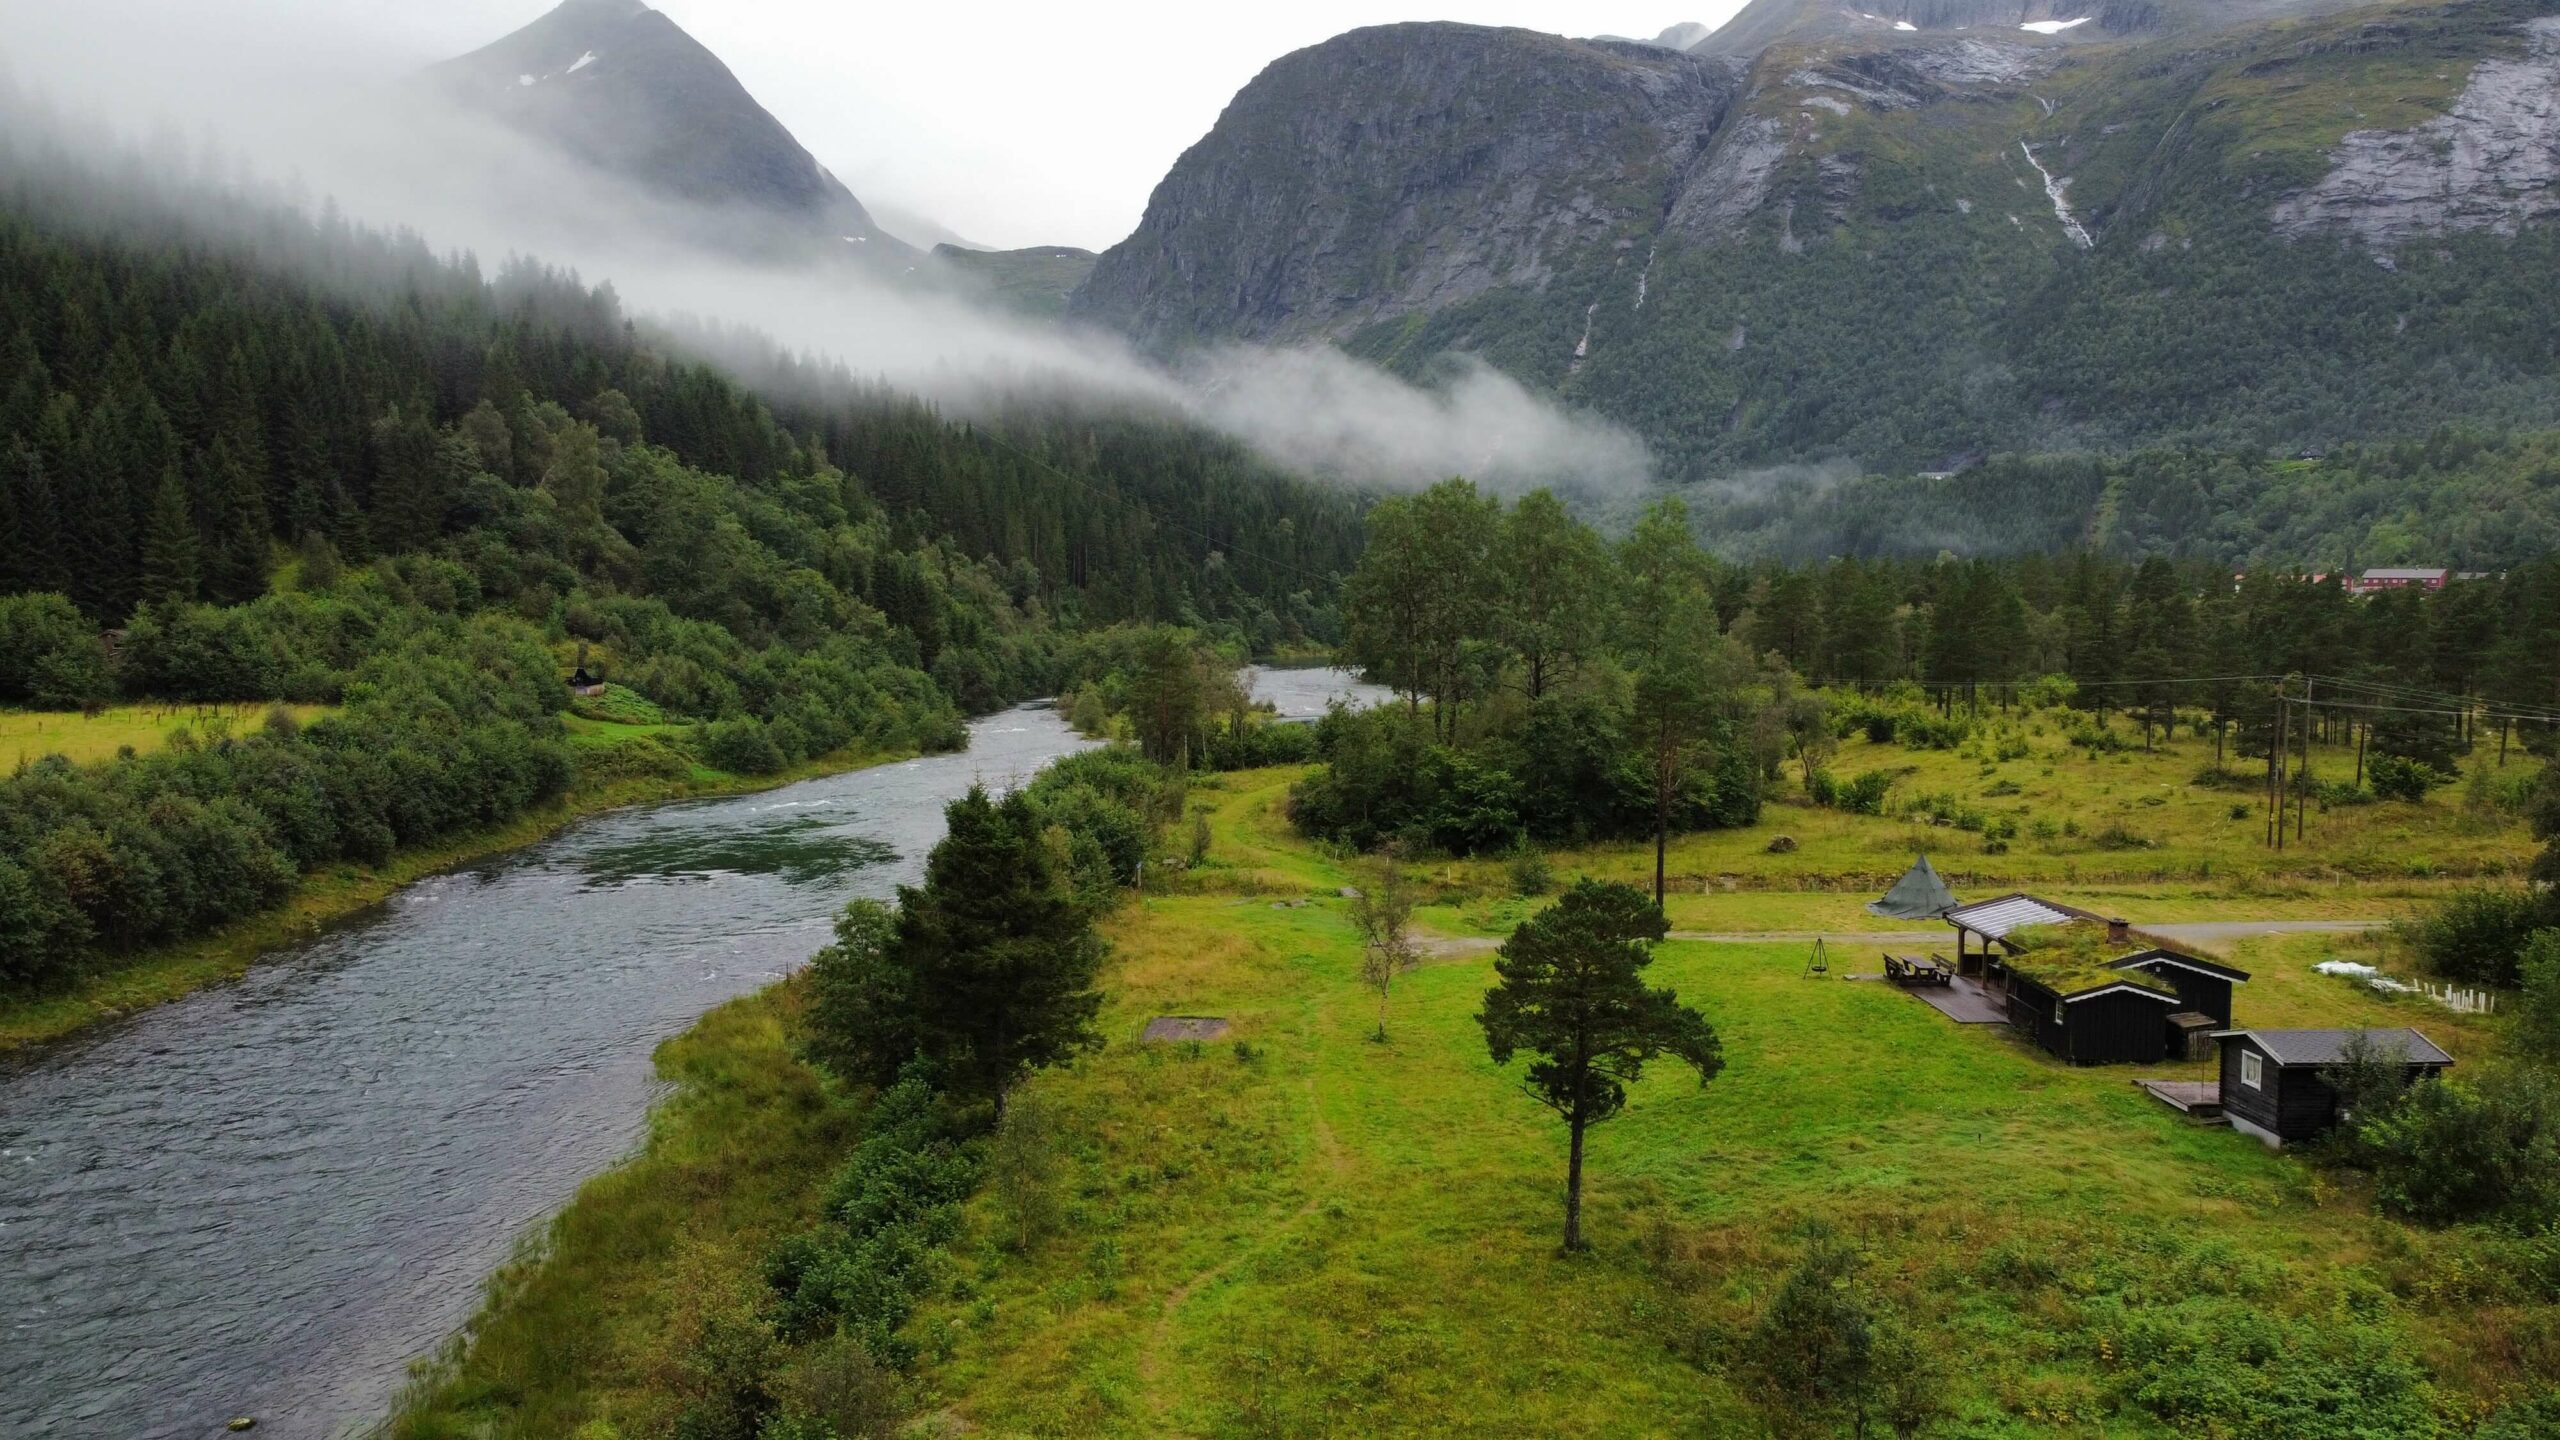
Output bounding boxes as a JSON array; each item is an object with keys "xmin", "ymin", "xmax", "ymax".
[
  {"xmin": 2272, "ymin": 15, "xmax": 2560, "ymax": 244},
  {"xmin": 1067, "ymin": 26, "xmax": 1744, "ymax": 346}
]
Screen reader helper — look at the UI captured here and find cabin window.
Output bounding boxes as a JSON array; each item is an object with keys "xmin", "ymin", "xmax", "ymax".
[
  {"xmin": 2240, "ymin": 1051, "xmax": 2264, "ymax": 1090},
  {"xmin": 2054, "ymin": 1000, "xmax": 2067, "ymax": 1025}
]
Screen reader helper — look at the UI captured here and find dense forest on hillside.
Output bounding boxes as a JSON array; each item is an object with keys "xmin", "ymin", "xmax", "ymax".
[
  {"xmin": 0, "ymin": 132, "xmax": 1361, "ymax": 999},
  {"xmin": 1666, "ymin": 432, "xmax": 2560, "ymax": 567}
]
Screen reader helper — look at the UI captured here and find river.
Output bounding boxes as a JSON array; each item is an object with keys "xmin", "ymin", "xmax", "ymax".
[{"xmin": 0, "ymin": 668, "xmax": 1386, "ymax": 1440}]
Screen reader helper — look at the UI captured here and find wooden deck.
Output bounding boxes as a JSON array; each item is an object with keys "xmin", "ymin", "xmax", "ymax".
[
  {"xmin": 2135, "ymin": 1079, "xmax": 2225, "ymax": 1120},
  {"xmin": 1906, "ymin": 973, "xmax": 2009, "ymax": 1025}
]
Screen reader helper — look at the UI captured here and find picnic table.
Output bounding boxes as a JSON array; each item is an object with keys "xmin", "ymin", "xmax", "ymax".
[{"xmin": 1885, "ymin": 952, "xmax": 1953, "ymax": 988}]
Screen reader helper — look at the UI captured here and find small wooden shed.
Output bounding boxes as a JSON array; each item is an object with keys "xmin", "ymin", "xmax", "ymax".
[
  {"xmin": 2213, "ymin": 1027, "xmax": 2454, "ymax": 1148},
  {"xmin": 2115, "ymin": 949, "xmax": 2250, "ymax": 1028}
]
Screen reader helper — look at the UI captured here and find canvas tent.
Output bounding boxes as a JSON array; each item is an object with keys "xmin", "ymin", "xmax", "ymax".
[{"xmin": 1869, "ymin": 855, "xmax": 1959, "ymax": 920}]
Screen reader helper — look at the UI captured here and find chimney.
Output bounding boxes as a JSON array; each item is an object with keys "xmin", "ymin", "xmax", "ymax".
[{"xmin": 2107, "ymin": 918, "xmax": 2131, "ymax": 945}]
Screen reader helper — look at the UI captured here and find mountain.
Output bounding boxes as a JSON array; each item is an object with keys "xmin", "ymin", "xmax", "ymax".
[
  {"xmin": 430, "ymin": 0, "xmax": 910, "ymax": 260},
  {"xmin": 1590, "ymin": 21, "xmax": 1717, "ymax": 48},
  {"xmin": 1071, "ymin": 0, "xmax": 2560, "ymax": 478},
  {"xmin": 1689, "ymin": 0, "xmax": 2362, "ymax": 54},
  {"xmin": 935, "ymin": 244, "xmax": 1102, "ymax": 318}
]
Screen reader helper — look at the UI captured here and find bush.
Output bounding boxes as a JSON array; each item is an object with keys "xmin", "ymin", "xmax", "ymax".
[
  {"xmin": 1202, "ymin": 718, "xmax": 1318, "ymax": 770},
  {"xmin": 2407, "ymin": 886, "xmax": 2559, "ymax": 987},
  {"xmin": 1507, "ymin": 847, "xmax": 1554, "ymax": 897},
  {"xmin": 1808, "ymin": 768, "xmax": 1895, "ymax": 815},
  {"xmin": 2369, "ymin": 753, "xmax": 2451, "ymax": 803},
  {"xmin": 2113, "ymin": 1296, "xmax": 2438, "ymax": 1440},
  {"xmin": 697, "ymin": 718, "xmax": 787, "ymax": 776},
  {"xmin": 2357, "ymin": 1069, "xmax": 2560, "ymax": 1227},
  {"xmin": 2519, "ymin": 930, "xmax": 2560, "ymax": 1062}
]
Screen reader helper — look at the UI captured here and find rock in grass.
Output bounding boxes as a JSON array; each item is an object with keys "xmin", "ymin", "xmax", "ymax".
[{"xmin": 1766, "ymin": 835, "xmax": 1799, "ymax": 854}]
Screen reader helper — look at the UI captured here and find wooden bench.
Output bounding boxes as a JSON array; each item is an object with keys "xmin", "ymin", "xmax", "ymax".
[{"xmin": 1885, "ymin": 953, "xmax": 1952, "ymax": 988}]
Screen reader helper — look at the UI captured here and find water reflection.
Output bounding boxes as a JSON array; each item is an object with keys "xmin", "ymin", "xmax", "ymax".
[{"xmin": 577, "ymin": 811, "xmax": 899, "ymax": 887}]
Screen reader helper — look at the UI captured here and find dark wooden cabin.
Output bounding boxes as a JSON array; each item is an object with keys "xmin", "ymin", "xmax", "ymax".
[
  {"xmin": 2215, "ymin": 1028, "xmax": 2454, "ymax": 1147},
  {"xmin": 2115, "ymin": 949, "xmax": 2249, "ymax": 1027},
  {"xmin": 2003, "ymin": 966, "xmax": 2185, "ymax": 1065}
]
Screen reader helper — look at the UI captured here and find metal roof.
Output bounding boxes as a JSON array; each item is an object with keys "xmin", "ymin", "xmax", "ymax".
[
  {"xmin": 2361, "ymin": 568, "xmax": 2448, "ymax": 581},
  {"xmin": 2213, "ymin": 1028, "xmax": 2453, "ymax": 1067},
  {"xmin": 1943, "ymin": 894, "xmax": 2089, "ymax": 939}
]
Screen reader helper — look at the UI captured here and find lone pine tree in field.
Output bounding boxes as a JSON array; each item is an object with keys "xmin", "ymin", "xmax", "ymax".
[{"xmin": 1477, "ymin": 879, "xmax": 1722, "ymax": 1252}]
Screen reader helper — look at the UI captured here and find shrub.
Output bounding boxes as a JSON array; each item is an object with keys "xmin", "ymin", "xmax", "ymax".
[
  {"xmin": 697, "ymin": 717, "xmax": 787, "ymax": 776},
  {"xmin": 2368, "ymin": 753, "xmax": 2450, "ymax": 803},
  {"xmin": 2357, "ymin": 1070, "xmax": 2560, "ymax": 1227},
  {"xmin": 2519, "ymin": 930, "xmax": 2560, "ymax": 1062},
  {"xmin": 2113, "ymin": 1297, "xmax": 2437, "ymax": 1440},
  {"xmin": 2407, "ymin": 886, "xmax": 2559, "ymax": 987},
  {"xmin": 1507, "ymin": 847, "xmax": 1554, "ymax": 897},
  {"xmin": 1747, "ymin": 1230, "xmax": 1877, "ymax": 1439},
  {"xmin": 2093, "ymin": 824, "xmax": 2154, "ymax": 851}
]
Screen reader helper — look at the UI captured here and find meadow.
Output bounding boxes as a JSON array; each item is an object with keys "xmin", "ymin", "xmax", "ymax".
[
  {"xmin": 385, "ymin": 724, "xmax": 2556, "ymax": 1439},
  {"xmin": 889, "ymin": 766, "xmax": 2540, "ymax": 1438},
  {"xmin": 0, "ymin": 701, "xmax": 335, "ymax": 768}
]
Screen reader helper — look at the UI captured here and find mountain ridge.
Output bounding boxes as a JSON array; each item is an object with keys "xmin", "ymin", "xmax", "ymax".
[{"xmin": 1068, "ymin": 0, "xmax": 2560, "ymax": 477}]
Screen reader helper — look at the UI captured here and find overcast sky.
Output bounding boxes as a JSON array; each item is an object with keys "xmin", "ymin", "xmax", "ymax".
[{"xmin": 1, "ymin": 0, "xmax": 1751, "ymax": 252}]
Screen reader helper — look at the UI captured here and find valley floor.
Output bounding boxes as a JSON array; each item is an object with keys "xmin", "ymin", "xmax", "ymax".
[{"xmin": 392, "ymin": 739, "xmax": 2555, "ymax": 1438}]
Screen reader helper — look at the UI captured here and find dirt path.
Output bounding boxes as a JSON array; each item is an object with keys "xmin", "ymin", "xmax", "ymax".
[
  {"xmin": 1417, "ymin": 921, "xmax": 2383, "ymax": 959},
  {"xmin": 1135, "ymin": 1075, "xmax": 1346, "ymax": 1432}
]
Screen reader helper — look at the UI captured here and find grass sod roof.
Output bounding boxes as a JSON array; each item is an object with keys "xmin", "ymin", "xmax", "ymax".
[{"xmin": 1999, "ymin": 922, "xmax": 2180, "ymax": 999}]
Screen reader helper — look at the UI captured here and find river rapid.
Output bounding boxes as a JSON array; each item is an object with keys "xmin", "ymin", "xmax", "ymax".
[{"xmin": 0, "ymin": 669, "xmax": 1384, "ymax": 1440}]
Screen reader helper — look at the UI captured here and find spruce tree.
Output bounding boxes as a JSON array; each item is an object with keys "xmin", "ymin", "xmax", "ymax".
[
  {"xmin": 886, "ymin": 786, "xmax": 1105, "ymax": 1107},
  {"xmin": 138, "ymin": 467, "xmax": 199, "ymax": 605}
]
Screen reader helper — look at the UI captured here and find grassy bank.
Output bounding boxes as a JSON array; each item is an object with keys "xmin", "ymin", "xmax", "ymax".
[
  {"xmin": 387, "ymin": 982, "xmax": 857, "ymax": 1439},
  {"xmin": 0, "ymin": 738, "xmax": 912, "ymax": 1052}
]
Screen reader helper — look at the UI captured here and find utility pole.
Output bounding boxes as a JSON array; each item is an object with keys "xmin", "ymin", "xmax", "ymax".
[
  {"xmin": 2297, "ymin": 675, "xmax": 2313, "ymax": 842},
  {"xmin": 2267, "ymin": 678, "xmax": 2287, "ymax": 851}
]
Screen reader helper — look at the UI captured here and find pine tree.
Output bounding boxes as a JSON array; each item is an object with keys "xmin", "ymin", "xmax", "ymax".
[
  {"xmin": 197, "ymin": 434, "xmax": 271, "ymax": 605},
  {"xmin": 1477, "ymin": 879, "xmax": 1723, "ymax": 1252},
  {"xmin": 137, "ymin": 468, "xmax": 199, "ymax": 605},
  {"xmin": 1, "ymin": 439, "xmax": 70, "ymax": 597}
]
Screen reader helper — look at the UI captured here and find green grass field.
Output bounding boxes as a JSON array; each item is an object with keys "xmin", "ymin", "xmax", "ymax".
[
  {"xmin": 381, "ymin": 733, "xmax": 2556, "ymax": 1439},
  {"xmin": 896, "ymin": 768, "xmax": 2538, "ymax": 1437},
  {"xmin": 0, "ymin": 702, "xmax": 336, "ymax": 768}
]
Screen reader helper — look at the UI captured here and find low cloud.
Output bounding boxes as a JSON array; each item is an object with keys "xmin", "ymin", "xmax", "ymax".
[{"xmin": 0, "ymin": 44, "xmax": 1654, "ymax": 499}]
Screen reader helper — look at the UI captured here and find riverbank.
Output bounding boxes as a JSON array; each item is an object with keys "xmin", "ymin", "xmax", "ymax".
[
  {"xmin": 383, "ymin": 981, "xmax": 851, "ymax": 1439},
  {"xmin": 0, "ymin": 740, "xmax": 915, "ymax": 1053}
]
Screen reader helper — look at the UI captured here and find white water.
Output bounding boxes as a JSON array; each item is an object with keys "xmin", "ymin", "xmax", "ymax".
[{"xmin": 2020, "ymin": 141, "xmax": 2094, "ymax": 249}]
